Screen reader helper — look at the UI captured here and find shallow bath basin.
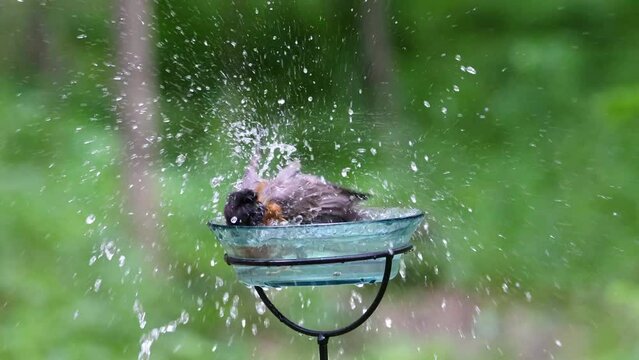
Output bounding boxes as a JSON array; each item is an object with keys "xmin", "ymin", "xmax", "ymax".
[{"xmin": 208, "ymin": 208, "xmax": 424, "ymax": 287}]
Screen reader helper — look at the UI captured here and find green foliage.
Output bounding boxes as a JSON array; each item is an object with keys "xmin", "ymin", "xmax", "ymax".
[{"xmin": 1, "ymin": 0, "xmax": 638, "ymax": 359}]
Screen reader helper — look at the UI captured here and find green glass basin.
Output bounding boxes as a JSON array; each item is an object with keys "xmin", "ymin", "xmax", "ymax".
[{"xmin": 208, "ymin": 208, "xmax": 424, "ymax": 287}]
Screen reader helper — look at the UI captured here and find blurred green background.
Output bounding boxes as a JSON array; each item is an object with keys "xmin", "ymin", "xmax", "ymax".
[{"xmin": 1, "ymin": 0, "xmax": 639, "ymax": 359}]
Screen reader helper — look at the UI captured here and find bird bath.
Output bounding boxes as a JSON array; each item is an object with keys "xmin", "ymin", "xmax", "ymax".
[{"xmin": 208, "ymin": 208, "xmax": 424, "ymax": 359}]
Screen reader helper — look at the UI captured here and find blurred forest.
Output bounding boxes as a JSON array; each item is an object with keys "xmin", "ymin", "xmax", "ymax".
[{"xmin": 1, "ymin": 0, "xmax": 639, "ymax": 359}]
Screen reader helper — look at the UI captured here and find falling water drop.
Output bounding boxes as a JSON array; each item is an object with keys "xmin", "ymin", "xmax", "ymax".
[
  {"xmin": 175, "ymin": 154, "xmax": 186, "ymax": 166},
  {"xmin": 423, "ymin": 100, "xmax": 431, "ymax": 108},
  {"xmin": 384, "ymin": 318, "xmax": 392, "ymax": 328},
  {"xmin": 85, "ymin": 214, "xmax": 96, "ymax": 225},
  {"xmin": 93, "ymin": 278, "xmax": 102, "ymax": 292},
  {"xmin": 255, "ymin": 301, "xmax": 266, "ymax": 315}
]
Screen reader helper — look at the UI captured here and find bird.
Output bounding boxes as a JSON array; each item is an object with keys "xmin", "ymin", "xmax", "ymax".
[{"xmin": 224, "ymin": 156, "xmax": 368, "ymax": 226}]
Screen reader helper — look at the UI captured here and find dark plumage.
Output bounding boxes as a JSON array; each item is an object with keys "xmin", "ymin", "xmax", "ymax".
[
  {"xmin": 224, "ymin": 157, "xmax": 368, "ymax": 226},
  {"xmin": 224, "ymin": 189, "xmax": 265, "ymax": 225}
]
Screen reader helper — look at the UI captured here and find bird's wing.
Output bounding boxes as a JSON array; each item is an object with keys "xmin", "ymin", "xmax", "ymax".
[
  {"xmin": 237, "ymin": 153, "xmax": 261, "ymax": 191},
  {"xmin": 260, "ymin": 161, "xmax": 302, "ymax": 200},
  {"xmin": 264, "ymin": 170, "xmax": 367, "ymax": 223}
]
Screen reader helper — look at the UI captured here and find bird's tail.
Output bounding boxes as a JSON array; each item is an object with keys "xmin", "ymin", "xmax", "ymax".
[{"xmin": 339, "ymin": 186, "xmax": 370, "ymax": 201}]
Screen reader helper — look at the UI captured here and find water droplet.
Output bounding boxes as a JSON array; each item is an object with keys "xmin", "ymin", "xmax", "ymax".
[
  {"xmin": 93, "ymin": 278, "xmax": 102, "ymax": 292},
  {"xmin": 175, "ymin": 154, "xmax": 186, "ymax": 166},
  {"xmin": 210, "ymin": 176, "xmax": 224, "ymax": 188},
  {"xmin": 230, "ymin": 216, "xmax": 237, "ymax": 224},
  {"xmin": 465, "ymin": 66, "xmax": 477, "ymax": 75},
  {"xmin": 76, "ymin": 33, "xmax": 87, "ymax": 39},
  {"xmin": 370, "ymin": 148, "xmax": 377, "ymax": 156},
  {"xmin": 384, "ymin": 317, "xmax": 392, "ymax": 328},
  {"xmin": 341, "ymin": 167, "xmax": 351, "ymax": 178},
  {"xmin": 410, "ymin": 162, "xmax": 418, "ymax": 172},
  {"xmin": 277, "ymin": 99, "xmax": 285, "ymax": 105},
  {"xmin": 348, "ymin": 108, "xmax": 354, "ymax": 116},
  {"xmin": 455, "ymin": 54, "xmax": 461, "ymax": 61},
  {"xmin": 441, "ymin": 107, "xmax": 448, "ymax": 115},
  {"xmin": 525, "ymin": 292, "xmax": 532, "ymax": 302},
  {"xmin": 453, "ymin": 85, "xmax": 460, "ymax": 92},
  {"xmin": 423, "ymin": 100, "xmax": 431, "ymax": 108},
  {"xmin": 100, "ymin": 241, "xmax": 116, "ymax": 260},
  {"xmin": 210, "ymin": 258, "xmax": 217, "ymax": 267},
  {"xmin": 410, "ymin": 194, "xmax": 417, "ymax": 203},
  {"xmin": 255, "ymin": 301, "xmax": 266, "ymax": 315},
  {"xmin": 307, "ymin": 96, "xmax": 313, "ymax": 102},
  {"xmin": 85, "ymin": 214, "xmax": 96, "ymax": 225},
  {"xmin": 133, "ymin": 299, "xmax": 146, "ymax": 329},
  {"xmin": 302, "ymin": 67, "xmax": 308, "ymax": 74},
  {"xmin": 118, "ymin": 255, "xmax": 126, "ymax": 267},
  {"xmin": 211, "ymin": 344, "xmax": 218, "ymax": 352},
  {"xmin": 555, "ymin": 339, "xmax": 562, "ymax": 347}
]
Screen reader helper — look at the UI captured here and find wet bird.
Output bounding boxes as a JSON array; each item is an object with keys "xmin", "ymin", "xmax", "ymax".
[{"xmin": 224, "ymin": 157, "xmax": 368, "ymax": 226}]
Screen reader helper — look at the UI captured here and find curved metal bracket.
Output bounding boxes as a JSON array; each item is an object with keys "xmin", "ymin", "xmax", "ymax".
[{"xmin": 250, "ymin": 246, "xmax": 411, "ymax": 360}]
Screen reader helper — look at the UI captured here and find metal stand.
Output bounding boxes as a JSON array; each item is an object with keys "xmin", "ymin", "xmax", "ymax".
[{"xmin": 225, "ymin": 244, "xmax": 413, "ymax": 360}]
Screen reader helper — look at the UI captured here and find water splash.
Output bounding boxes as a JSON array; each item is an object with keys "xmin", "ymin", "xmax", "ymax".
[{"xmin": 138, "ymin": 310, "xmax": 190, "ymax": 360}]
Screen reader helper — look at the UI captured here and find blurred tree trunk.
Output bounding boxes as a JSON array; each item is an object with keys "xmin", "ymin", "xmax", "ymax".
[
  {"xmin": 24, "ymin": 2, "xmax": 57, "ymax": 79},
  {"xmin": 115, "ymin": 0, "xmax": 163, "ymax": 267},
  {"xmin": 360, "ymin": 0, "xmax": 396, "ymax": 113},
  {"xmin": 25, "ymin": 3, "xmax": 48, "ymax": 74}
]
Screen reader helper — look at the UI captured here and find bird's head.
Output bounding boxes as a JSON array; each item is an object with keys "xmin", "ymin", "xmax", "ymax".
[{"xmin": 224, "ymin": 189, "xmax": 265, "ymax": 226}]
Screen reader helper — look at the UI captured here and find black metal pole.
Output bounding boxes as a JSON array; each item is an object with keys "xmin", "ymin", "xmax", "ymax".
[{"xmin": 318, "ymin": 335, "xmax": 329, "ymax": 360}]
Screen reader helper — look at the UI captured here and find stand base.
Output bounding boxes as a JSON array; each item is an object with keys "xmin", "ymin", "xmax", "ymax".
[{"xmin": 253, "ymin": 245, "xmax": 412, "ymax": 359}]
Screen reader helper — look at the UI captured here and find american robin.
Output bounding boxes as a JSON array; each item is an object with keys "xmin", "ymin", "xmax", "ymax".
[{"xmin": 224, "ymin": 156, "xmax": 368, "ymax": 226}]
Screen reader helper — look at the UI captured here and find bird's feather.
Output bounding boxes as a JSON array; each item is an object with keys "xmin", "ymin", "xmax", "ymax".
[
  {"xmin": 260, "ymin": 163, "xmax": 367, "ymax": 223},
  {"xmin": 238, "ymin": 153, "xmax": 261, "ymax": 191}
]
